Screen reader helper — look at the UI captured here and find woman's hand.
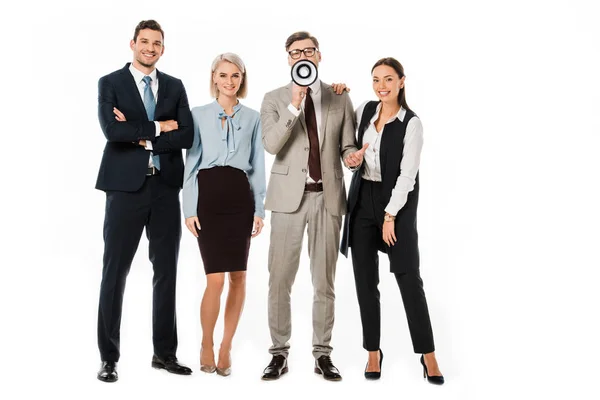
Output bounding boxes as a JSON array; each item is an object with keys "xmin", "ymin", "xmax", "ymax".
[
  {"xmin": 344, "ymin": 143, "xmax": 369, "ymax": 167},
  {"xmin": 382, "ymin": 220, "xmax": 396, "ymax": 247},
  {"xmin": 331, "ymin": 83, "xmax": 350, "ymax": 94},
  {"xmin": 185, "ymin": 216, "xmax": 201, "ymax": 237},
  {"xmin": 251, "ymin": 216, "xmax": 264, "ymax": 238}
]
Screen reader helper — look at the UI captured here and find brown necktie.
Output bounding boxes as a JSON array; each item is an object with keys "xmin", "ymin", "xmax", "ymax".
[{"xmin": 304, "ymin": 87, "xmax": 322, "ymax": 182}]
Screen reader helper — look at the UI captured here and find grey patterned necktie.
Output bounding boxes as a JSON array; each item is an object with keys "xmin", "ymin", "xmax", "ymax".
[{"xmin": 142, "ymin": 75, "xmax": 160, "ymax": 170}]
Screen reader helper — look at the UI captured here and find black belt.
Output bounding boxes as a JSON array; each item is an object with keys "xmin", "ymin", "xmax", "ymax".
[
  {"xmin": 146, "ymin": 167, "xmax": 160, "ymax": 176},
  {"xmin": 305, "ymin": 182, "xmax": 323, "ymax": 192}
]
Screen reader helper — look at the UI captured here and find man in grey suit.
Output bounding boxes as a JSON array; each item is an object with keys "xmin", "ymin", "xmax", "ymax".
[{"xmin": 260, "ymin": 31, "xmax": 365, "ymax": 381}]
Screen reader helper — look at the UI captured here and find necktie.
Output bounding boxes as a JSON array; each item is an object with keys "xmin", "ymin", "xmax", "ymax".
[
  {"xmin": 142, "ymin": 75, "xmax": 160, "ymax": 170},
  {"xmin": 304, "ymin": 87, "xmax": 321, "ymax": 182}
]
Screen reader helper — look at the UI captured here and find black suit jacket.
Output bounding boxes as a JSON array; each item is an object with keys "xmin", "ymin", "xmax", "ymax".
[{"xmin": 95, "ymin": 63, "xmax": 193, "ymax": 192}]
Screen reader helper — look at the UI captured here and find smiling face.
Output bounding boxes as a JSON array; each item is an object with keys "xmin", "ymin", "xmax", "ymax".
[
  {"xmin": 213, "ymin": 61, "xmax": 242, "ymax": 98},
  {"xmin": 372, "ymin": 65, "xmax": 405, "ymax": 104},
  {"xmin": 130, "ymin": 28, "xmax": 164, "ymax": 70}
]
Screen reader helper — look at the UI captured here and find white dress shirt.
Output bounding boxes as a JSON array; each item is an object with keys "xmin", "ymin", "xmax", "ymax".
[
  {"xmin": 128, "ymin": 64, "xmax": 161, "ymax": 167},
  {"xmin": 356, "ymin": 101, "xmax": 424, "ymax": 216},
  {"xmin": 287, "ymin": 79, "xmax": 323, "ymax": 184}
]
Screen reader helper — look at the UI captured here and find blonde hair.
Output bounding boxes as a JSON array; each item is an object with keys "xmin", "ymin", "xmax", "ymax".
[{"xmin": 210, "ymin": 53, "xmax": 248, "ymax": 99}]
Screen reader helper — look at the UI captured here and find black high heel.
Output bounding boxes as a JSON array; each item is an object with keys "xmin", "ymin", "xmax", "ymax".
[
  {"xmin": 420, "ymin": 355, "xmax": 444, "ymax": 385},
  {"xmin": 364, "ymin": 349, "xmax": 383, "ymax": 380}
]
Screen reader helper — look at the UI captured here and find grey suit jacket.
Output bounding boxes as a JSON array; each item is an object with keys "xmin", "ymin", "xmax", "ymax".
[{"xmin": 261, "ymin": 81, "xmax": 358, "ymax": 216}]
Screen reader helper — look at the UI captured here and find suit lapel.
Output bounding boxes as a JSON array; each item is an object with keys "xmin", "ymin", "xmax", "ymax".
[
  {"xmin": 155, "ymin": 69, "xmax": 168, "ymax": 117},
  {"xmin": 319, "ymin": 82, "xmax": 331, "ymax": 150},
  {"xmin": 121, "ymin": 64, "xmax": 148, "ymax": 119}
]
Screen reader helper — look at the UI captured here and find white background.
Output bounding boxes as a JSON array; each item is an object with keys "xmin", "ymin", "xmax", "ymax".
[{"xmin": 2, "ymin": 0, "xmax": 600, "ymax": 399}]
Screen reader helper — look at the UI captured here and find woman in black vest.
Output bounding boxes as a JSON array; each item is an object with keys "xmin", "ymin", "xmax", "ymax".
[{"xmin": 340, "ymin": 57, "xmax": 444, "ymax": 384}]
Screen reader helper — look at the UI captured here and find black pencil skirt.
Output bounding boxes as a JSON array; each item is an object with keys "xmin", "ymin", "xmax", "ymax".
[{"xmin": 196, "ymin": 166, "xmax": 254, "ymax": 274}]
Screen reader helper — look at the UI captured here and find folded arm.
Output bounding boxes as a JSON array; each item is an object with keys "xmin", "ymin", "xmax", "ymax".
[
  {"xmin": 151, "ymin": 85, "xmax": 194, "ymax": 153},
  {"xmin": 98, "ymin": 77, "xmax": 157, "ymax": 143}
]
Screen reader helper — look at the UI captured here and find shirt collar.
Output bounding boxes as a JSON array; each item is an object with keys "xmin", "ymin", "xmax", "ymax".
[
  {"xmin": 308, "ymin": 79, "xmax": 321, "ymax": 96},
  {"xmin": 372, "ymin": 102, "xmax": 406, "ymax": 123},
  {"xmin": 129, "ymin": 63, "xmax": 157, "ymax": 84},
  {"xmin": 213, "ymin": 99, "xmax": 242, "ymax": 116}
]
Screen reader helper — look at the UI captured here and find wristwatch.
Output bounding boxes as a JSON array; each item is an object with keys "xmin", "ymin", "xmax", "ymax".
[{"xmin": 384, "ymin": 213, "xmax": 396, "ymax": 222}]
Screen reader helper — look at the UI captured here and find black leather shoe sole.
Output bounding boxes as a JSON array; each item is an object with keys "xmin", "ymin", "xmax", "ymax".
[
  {"xmin": 314, "ymin": 367, "xmax": 342, "ymax": 381},
  {"xmin": 151, "ymin": 361, "xmax": 192, "ymax": 375},
  {"xmin": 97, "ymin": 374, "xmax": 118, "ymax": 383},
  {"xmin": 261, "ymin": 366, "xmax": 289, "ymax": 380}
]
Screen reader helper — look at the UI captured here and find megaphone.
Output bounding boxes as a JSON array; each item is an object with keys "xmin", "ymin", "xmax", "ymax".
[{"xmin": 291, "ymin": 60, "xmax": 318, "ymax": 87}]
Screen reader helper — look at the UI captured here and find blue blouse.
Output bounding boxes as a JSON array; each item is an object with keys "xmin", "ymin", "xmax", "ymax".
[{"xmin": 182, "ymin": 101, "xmax": 266, "ymax": 219}]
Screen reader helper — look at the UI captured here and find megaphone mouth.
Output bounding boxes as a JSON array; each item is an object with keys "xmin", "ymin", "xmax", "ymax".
[
  {"xmin": 291, "ymin": 60, "xmax": 318, "ymax": 87},
  {"xmin": 298, "ymin": 66, "xmax": 310, "ymax": 78}
]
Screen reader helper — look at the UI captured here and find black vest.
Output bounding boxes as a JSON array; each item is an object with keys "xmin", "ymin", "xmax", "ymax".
[{"xmin": 340, "ymin": 101, "xmax": 420, "ymax": 273}]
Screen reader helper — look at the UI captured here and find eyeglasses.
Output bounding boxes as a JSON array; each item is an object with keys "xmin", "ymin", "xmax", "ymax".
[{"xmin": 288, "ymin": 47, "xmax": 318, "ymax": 59}]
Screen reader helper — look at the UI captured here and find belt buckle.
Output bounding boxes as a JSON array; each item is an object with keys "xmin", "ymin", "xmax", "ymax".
[{"xmin": 147, "ymin": 167, "xmax": 157, "ymax": 176}]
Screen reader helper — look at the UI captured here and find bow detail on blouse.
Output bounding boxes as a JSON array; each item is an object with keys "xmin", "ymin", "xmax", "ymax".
[{"xmin": 218, "ymin": 110, "xmax": 241, "ymax": 153}]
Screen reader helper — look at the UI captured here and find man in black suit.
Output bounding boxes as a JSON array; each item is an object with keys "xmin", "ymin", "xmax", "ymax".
[{"xmin": 95, "ymin": 20, "xmax": 193, "ymax": 382}]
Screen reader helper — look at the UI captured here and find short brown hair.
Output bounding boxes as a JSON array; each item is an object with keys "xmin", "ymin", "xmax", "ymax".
[
  {"xmin": 133, "ymin": 20, "xmax": 164, "ymax": 42},
  {"xmin": 285, "ymin": 31, "xmax": 319, "ymax": 51}
]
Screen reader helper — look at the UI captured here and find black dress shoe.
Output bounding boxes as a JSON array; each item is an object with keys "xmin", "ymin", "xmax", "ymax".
[
  {"xmin": 151, "ymin": 355, "xmax": 192, "ymax": 375},
  {"xmin": 420, "ymin": 355, "xmax": 444, "ymax": 385},
  {"xmin": 314, "ymin": 355, "xmax": 342, "ymax": 381},
  {"xmin": 261, "ymin": 355, "xmax": 288, "ymax": 380},
  {"xmin": 364, "ymin": 349, "xmax": 383, "ymax": 380},
  {"xmin": 97, "ymin": 361, "xmax": 118, "ymax": 383}
]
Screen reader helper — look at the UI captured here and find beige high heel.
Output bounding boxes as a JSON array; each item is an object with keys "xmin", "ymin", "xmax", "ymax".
[
  {"xmin": 200, "ymin": 347, "xmax": 216, "ymax": 374},
  {"xmin": 201, "ymin": 364, "xmax": 217, "ymax": 373},
  {"xmin": 216, "ymin": 348, "xmax": 231, "ymax": 377}
]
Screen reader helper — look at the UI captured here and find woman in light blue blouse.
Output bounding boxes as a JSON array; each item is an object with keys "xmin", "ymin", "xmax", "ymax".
[{"xmin": 182, "ymin": 53, "xmax": 266, "ymax": 377}]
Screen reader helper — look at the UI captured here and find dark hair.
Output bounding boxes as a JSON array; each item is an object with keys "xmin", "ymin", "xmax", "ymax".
[
  {"xmin": 285, "ymin": 31, "xmax": 320, "ymax": 51},
  {"xmin": 371, "ymin": 57, "xmax": 410, "ymax": 110},
  {"xmin": 133, "ymin": 20, "xmax": 164, "ymax": 43}
]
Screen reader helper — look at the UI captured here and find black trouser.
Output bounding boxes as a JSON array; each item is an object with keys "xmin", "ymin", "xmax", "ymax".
[
  {"xmin": 350, "ymin": 179, "xmax": 434, "ymax": 354},
  {"xmin": 98, "ymin": 175, "xmax": 181, "ymax": 362}
]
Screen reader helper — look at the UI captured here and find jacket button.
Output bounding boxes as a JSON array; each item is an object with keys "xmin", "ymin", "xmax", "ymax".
[
  {"xmin": 304, "ymin": 147, "xmax": 309, "ymax": 151},
  {"xmin": 302, "ymin": 168, "xmax": 307, "ymax": 173}
]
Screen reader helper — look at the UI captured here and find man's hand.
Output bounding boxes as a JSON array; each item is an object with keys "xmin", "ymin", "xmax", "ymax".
[
  {"xmin": 159, "ymin": 120, "xmax": 178, "ymax": 132},
  {"xmin": 113, "ymin": 107, "xmax": 126, "ymax": 121},
  {"xmin": 113, "ymin": 107, "xmax": 177, "ymax": 133},
  {"xmin": 291, "ymin": 83, "xmax": 308, "ymax": 109},
  {"xmin": 345, "ymin": 143, "xmax": 369, "ymax": 168}
]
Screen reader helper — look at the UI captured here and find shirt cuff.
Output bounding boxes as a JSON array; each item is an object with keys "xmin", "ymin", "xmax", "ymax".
[
  {"xmin": 145, "ymin": 140, "xmax": 153, "ymax": 151},
  {"xmin": 154, "ymin": 121, "xmax": 161, "ymax": 137},
  {"xmin": 287, "ymin": 103, "xmax": 300, "ymax": 117},
  {"xmin": 384, "ymin": 206, "xmax": 399, "ymax": 217}
]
